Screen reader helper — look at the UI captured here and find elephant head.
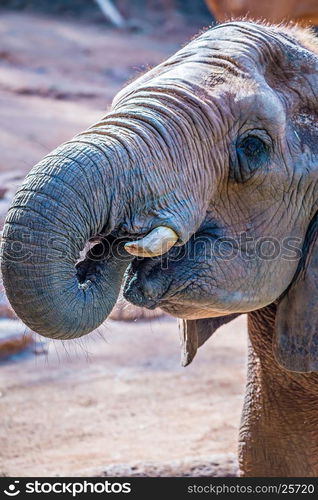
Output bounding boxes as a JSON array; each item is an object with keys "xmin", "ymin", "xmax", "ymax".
[{"xmin": 1, "ymin": 22, "xmax": 318, "ymax": 372}]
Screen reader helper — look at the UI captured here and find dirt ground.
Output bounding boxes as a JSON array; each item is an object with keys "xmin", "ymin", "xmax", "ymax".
[
  {"xmin": 0, "ymin": 315, "xmax": 247, "ymax": 477},
  {"xmin": 0, "ymin": 10, "xmax": 247, "ymax": 477}
]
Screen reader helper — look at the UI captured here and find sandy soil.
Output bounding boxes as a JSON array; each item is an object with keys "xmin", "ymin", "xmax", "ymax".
[
  {"xmin": 0, "ymin": 315, "xmax": 247, "ymax": 477},
  {"xmin": 0, "ymin": 10, "xmax": 247, "ymax": 477}
]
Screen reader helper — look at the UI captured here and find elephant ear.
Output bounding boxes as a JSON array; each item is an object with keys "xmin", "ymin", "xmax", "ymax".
[
  {"xmin": 179, "ymin": 314, "xmax": 240, "ymax": 366},
  {"xmin": 274, "ymin": 216, "xmax": 318, "ymax": 372}
]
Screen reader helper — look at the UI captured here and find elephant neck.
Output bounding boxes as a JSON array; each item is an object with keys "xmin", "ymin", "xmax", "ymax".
[{"xmin": 239, "ymin": 306, "xmax": 318, "ymax": 477}]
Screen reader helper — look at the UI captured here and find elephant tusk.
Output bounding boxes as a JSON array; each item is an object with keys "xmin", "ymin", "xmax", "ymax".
[{"xmin": 124, "ymin": 226, "xmax": 178, "ymax": 258}]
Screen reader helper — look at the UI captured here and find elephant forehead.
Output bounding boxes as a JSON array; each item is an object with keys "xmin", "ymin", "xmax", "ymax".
[
  {"xmin": 231, "ymin": 86, "xmax": 286, "ymax": 128},
  {"xmin": 190, "ymin": 22, "xmax": 302, "ymax": 65},
  {"xmin": 162, "ymin": 22, "xmax": 317, "ymax": 91},
  {"xmin": 114, "ymin": 21, "xmax": 316, "ymax": 121},
  {"xmin": 162, "ymin": 24, "xmax": 278, "ymax": 71},
  {"xmin": 112, "ymin": 23, "xmax": 274, "ymax": 107}
]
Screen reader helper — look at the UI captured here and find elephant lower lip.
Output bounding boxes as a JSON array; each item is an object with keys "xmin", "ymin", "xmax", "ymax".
[
  {"xmin": 125, "ymin": 294, "xmax": 160, "ymax": 309},
  {"xmin": 123, "ymin": 278, "xmax": 160, "ymax": 309}
]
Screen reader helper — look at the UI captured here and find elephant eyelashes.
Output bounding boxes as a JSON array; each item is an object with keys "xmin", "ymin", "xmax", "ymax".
[{"xmin": 234, "ymin": 135, "xmax": 270, "ymax": 182}]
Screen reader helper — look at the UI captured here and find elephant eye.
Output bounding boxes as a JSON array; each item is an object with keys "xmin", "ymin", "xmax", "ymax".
[
  {"xmin": 235, "ymin": 135, "xmax": 270, "ymax": 182},
  {"xmin": 238, "ymin": 136, "xmax": 267, "ymax": 158}
]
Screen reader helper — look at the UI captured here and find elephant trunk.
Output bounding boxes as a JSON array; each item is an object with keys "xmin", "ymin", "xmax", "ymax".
[
  {"xmin": 0, "ymin": 139, "xmax": 132, "ymax": 339},
  {"xmin": 1, "ymin": 100, "xmax": 203, "ymax": 339}
]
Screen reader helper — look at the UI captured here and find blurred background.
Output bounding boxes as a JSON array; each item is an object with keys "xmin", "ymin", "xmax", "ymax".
[{"xmin": 0, "ymin": 0, "xmax": 316, "ymax": 478}]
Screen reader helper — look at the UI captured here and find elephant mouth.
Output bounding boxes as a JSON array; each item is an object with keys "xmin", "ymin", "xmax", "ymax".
[
  {"xmin": 123, "ymin": 257, "xmax": 169, "ymax": 309},
  {"xmin": 123, "ymin": 265, "xmax": 219, "ymax": 319},
  {"xmin": 122, "ymin": 247, "xmax": 187, "ymax": 311},
  {"xmin": 122, "ymin": 232, "xmax": 234, "ymax": 319}
]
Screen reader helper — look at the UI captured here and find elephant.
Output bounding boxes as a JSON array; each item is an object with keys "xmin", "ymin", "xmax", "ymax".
[{"xmin": 1, "ymin": 20, "xmax": 318, "ymax": 477}]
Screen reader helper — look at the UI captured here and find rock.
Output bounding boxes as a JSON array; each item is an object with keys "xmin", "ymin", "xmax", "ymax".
[
  {"xmin": 0, "ymin": 319, "xmax": 33, "ymax": 359},
  {"xmin": 205, "ymin": 0, "xmax": 318, "ymax": 25}
]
